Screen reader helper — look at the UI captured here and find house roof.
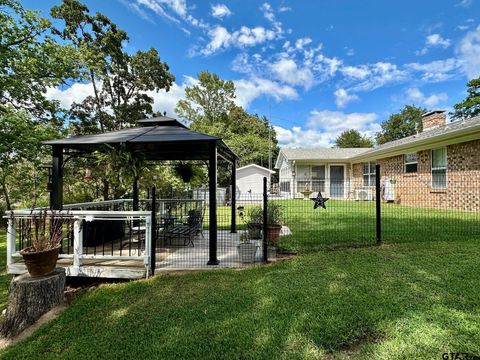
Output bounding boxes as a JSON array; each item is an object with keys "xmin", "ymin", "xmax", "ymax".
[
  {"xmin": 43, "ymin": 116, "xmax": 238, "ymax": 162},
  {"xmin": 237, "ymin": 163, "xmax": 276, "ymax": 174},
  {"xmin": 351, "ymin": 115, "xmax": 480, "ymax": 161},
  {"xmin": 275, "ymin": 115, "xmax": 480, "ymax": 166},
  {"xmin": 275, "ymin": 148, "xmax": 370, "ymax": 168}
]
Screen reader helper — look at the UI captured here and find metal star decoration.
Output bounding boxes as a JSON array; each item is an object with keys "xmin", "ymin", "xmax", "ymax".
[{"xmin": 311, "ymin": 192, "xmax": 329, "ymax": 209}]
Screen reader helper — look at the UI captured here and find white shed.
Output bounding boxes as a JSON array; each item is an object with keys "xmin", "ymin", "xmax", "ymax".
[{"xmin": 236, "ymin": 164, "xmax": 275, "ymax": 198}]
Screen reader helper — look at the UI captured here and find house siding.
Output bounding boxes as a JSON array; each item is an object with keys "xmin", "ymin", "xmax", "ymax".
[{"xmin": 352, "ymin": 139, "xmax": 480, "ymax": 211}]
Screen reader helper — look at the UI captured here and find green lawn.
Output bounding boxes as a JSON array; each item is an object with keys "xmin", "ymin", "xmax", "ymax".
[{"xmin": 1, "ymin": 204, "xmax": 479, "ymax": 359}]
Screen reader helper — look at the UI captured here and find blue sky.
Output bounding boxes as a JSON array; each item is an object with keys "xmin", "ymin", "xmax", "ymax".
[{"xmin": 27, "ymin": 0, "xmax": 480, "ymax": 147}]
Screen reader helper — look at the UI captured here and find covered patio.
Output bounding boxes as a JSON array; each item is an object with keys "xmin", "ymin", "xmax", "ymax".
[{"xmin": 5, "ymin": 116, "xmax": 264, "ymax": 279}]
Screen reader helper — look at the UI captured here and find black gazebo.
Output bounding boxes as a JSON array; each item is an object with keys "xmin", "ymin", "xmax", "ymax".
[{"xmin": 44, "ymin": 116, "xmax": 238, "ymax": 266}]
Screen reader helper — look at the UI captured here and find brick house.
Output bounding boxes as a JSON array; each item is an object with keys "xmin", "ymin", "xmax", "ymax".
[
  {"xmin": 350, "ymin": 111, "xmax": 480, "ymax": 211},
  {"xmin": 275, "ymin": 111, "xmax": 480, "ymax": 210}
]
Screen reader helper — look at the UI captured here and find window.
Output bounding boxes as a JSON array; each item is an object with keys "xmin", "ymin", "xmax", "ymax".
[
  {"xmin": 431, "ymin": 148, "xmax": 447, "ymax": 189},
  {"xmin": 405, "ymin": 153, "xmax": 418, "ymax": 173},
  {"xmin": 311, "ymin": 165, "xmax": 325, "ymax": 192},
  {"xmin": 363, "ymin": 162, "xmax": 376, "ymax": 186}
]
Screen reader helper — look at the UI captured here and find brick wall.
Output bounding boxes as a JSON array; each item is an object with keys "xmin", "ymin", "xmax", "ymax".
[{"xmin": 351, "ymin": 139, "xmax": 480, "ymax": 211}]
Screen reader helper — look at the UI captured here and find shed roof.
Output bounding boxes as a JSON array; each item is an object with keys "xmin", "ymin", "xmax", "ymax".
[
  {"xmin": 237, "ymin": 163, "xmax": 275, "ymax": 174},
  {"xmin": 44, "ymin": 116, "xmax": 237, "ymax": 162}
]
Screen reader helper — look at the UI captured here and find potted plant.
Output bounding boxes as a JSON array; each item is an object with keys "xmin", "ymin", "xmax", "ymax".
[
  {"xmin": 237, "ymin": 233, "xmax": 258, "ymax": 263},
  {"xmin": 246, "ymin": 206, "xmax": 263, "ymax": 239},
  {"xmin": 15, "ymin": 210, "xmax": 70, "ymax": 277},
  {"xmin": 266, "ymin": 202, "xmax": 284, "ymax": 245},
  {"xmin": 267, "ymin": 240, "xmax": 277, "ymax": 259}
]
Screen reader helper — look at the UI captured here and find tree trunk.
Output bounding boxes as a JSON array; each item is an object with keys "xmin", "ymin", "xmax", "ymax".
[{"xmin": 0, "ymin": 268, "xmax": 65, "ymax": 338}]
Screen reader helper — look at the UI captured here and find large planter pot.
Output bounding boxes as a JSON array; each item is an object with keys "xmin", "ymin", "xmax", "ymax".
[
  {"xmin": 266, "ymin": 224, "xmax": 282, "ymax": 245},
  {"xmin": 237, "ymin": 242, "xmax": 258, "ymax": 264},
  {"xmin": 20, "ymin": 245, "xmax": 60, "ymax": 277},
  {"xmin": 267, "ymin": 246, "xmax": 277, "ymax": 259},
  {"xmin": 246, "ymin": 222, "xmax": 262, "ymax": 239}
]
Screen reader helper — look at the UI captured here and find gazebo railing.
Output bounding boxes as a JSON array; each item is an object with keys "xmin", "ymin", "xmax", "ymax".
[{"xmin": 5, "ymin": 209, "xmax": 152, "ymax": 279}]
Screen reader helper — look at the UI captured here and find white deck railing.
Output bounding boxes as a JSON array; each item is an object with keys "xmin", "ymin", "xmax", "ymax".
[{"xmin": 5, "ymin": 209, "xmax": 152, "ymax": 279}]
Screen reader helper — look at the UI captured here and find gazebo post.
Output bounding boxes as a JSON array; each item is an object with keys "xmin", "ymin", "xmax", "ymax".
[
  {"xmin": 51, "ymin": 145, "xmax": 63, "ymax": 210},
  {"xmin": 207, "ymin": 142, "xmax": 219, "ymax": 265},
  {"xmin": 132, "ymin": 176, "xmax": 139, "ymax": 211},
  {"xmin": 230, "ymin": 160, "xmax": 237, "ymax": 233}
]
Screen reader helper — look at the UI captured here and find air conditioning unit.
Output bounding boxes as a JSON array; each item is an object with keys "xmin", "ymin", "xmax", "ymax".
[{"xmin": 354, "ymin": 189, "xmax": 374, "ymax": 201}]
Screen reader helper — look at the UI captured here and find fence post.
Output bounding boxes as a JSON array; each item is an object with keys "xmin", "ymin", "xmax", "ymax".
[
  {"xmin": 73, "ymin": 218, "xmax": 83, "ymax": 270},
  {"xmin": 375, "ymin": 164, "xmax": 382, "ymax": 246},
  {"xmin": 263, "ymin": 177, "xmax": 268, "ymax": 262},
  {"xmin": 6, "ymin": 217, "xmax": 16, "ymax": 270},
  {"xmin": 150, "ymin": 186, "xmax": 156, "ymax": 275}
]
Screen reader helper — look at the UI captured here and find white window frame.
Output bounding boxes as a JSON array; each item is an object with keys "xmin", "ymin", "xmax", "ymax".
[
  {"xmin": 404, "ymin": 153, "xmax": 418, "ymax": 174},
  {"xmin": 363, "ymin": 162, "xmax": 376, "ymax": 187},
  {"xmin": 431, "ymin": 148, "xmax": 447, "ymax": 189}
]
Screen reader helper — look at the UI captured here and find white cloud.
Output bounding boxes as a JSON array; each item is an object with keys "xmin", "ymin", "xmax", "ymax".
[
  {"xmin": 275, "ymin": 110, "xmax": 379, "ymax": 148},
  {"xmin": 45, "ymin": 83, "xmax": 95, "ymax": 109},
  {"xmin": 211, "ymin": 4, "xmax": 232, "ymax": 18},
  {"xmin": 416, "ymin": 33, "xmax": 451, "ymax": 55},
  {"xmin": 426, "ymin": 34, "xmax": 451, "ymax": 48},
  {"xmin": 269, "ymin": 58, "xmax": 315, "ymax": 89},
  {"xmin": 405, "ymin": 87, "xmax": 448, "ymax": 108},
  {"xmin": 274, "ymin": 125, "xmax": 333, "ymax": 148},
  {"xmin": 340, "ymin": 65, "xmax": 371, "ymax": 80},
  {"xmin": 295, "ymin": 37, "xmax": 312, "ymax": 49},
  {"xmin": 456, "ymin": 0, "xmax": 473, "ymax": 7},
  {"xmin": 406, "ymin": 58, "xmax": 462, "ymax": 82},
  {"xmin": 278, "ymin": 6, "xmax": 291, "ymax": 12},
  {"xmin": 234, "ymin": 77, "xmax": 298, "ymax": 108},
  {"xmin": 200, "ymin": 25, "xmax": 278, "ymax": 55},
  {"xmin": 456, "ymin": 25, "xmax": 480, "ymax": 79},
  {"xmin": 347, "ymin": 62, "xmax": 409, "ymax": 92},
  {"xmin": 334, "ymin": 88, "xmax": 359, "ymax": 108}
]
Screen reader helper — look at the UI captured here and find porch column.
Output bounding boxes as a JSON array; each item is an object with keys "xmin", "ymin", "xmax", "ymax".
[
  {"xmin": 51, "ymin": 145, "xmax": 63, "ymax": 210},
  {"xmin": 230, "ymin": 160, "xmax": 237, "ymax": 233},
  {"xmin": 207, "ymin": 142, "xmax": 219, "ymax": 265}
]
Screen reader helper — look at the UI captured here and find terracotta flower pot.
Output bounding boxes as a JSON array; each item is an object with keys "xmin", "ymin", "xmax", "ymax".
[
  {"xmin": 266, "ymin": 224, "xmax": 282, "ymax": 244},
  {"xmin": 20, "ymin": 245, "xmax": 61, "ymax": 277}
]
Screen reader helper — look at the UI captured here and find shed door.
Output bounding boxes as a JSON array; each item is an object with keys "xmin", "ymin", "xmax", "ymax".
[{"xmin": 330, "ymin": 166, "xmax": 344, "ymax": 198}]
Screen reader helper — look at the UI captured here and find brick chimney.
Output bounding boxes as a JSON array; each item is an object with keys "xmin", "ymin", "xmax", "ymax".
[{"xmin": 422, "ymin": 110, "xmax": 446, "ymax": 131}]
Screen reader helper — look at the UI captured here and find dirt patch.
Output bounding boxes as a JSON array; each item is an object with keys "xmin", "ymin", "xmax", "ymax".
[{"xmin": 325, "ymin": 333, "xmax": 386, "ymax": 359}]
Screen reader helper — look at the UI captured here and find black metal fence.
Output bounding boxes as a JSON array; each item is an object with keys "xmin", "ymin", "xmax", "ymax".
[{"xmin": 272, "ymin": 165, "xmax": 480, "ymax": 253}]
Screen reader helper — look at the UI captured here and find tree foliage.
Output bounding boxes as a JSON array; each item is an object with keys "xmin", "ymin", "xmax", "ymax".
[
  {"xmin": 176, "ymin": 71, "xmax": 278, "ymax": 174},
  {"xmin": 375, "ymin": 105, "xmax": 426, "ymax": 145},
  {"xmin": 451, "ymin": 77, "xmax": 480, "ymax": 120},
  {"xmin": 51, "ymin": 0, "xmax": 175, "ymax": 133},
  {"xmin": 334, "ymin": 129, "xmax": 373, "ymax": 148},
  {"xmin": 0, "ymin": 109, "xmax": 59, "ymax": 209},
  {"xmin": 0, "ymin": 0, "xmax": 78, "ymax": 119}
]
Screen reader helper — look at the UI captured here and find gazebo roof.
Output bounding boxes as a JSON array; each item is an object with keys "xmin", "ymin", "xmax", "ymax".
[{"xmin": 44, "ymin": 116, "xmax": 237, "ymax": 162}]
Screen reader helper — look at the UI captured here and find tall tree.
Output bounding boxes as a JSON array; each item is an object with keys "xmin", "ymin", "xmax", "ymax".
[
  {"xmin": 176, "ymin": 71, "xmax": 236, "ymax": 126},
  {"xmin": 451, "ymin": 77, "xmax": 480, "ymax": 120},
  {"xmin": 175, "ymin": 71, "xmax": 278, "ymax": 170},
  {"xmin": 375, "ymin": 105, "xmax": 426, "ymax": 145},
  {"xmin": 51, "ymin": 0, "xmax": 175, "ymax": 133},
  {"xmin": 334, "ymin": 129, "xmax": 374, "ymax": 148},
  {"xmin": 0, "ymin": 0, "xmax": 78, "ymax": 119}
]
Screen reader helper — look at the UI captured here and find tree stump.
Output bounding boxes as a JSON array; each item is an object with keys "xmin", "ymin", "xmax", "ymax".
[{"xmin": 0, "ymin": 268, "xmax": 65, "ymax": 338}]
